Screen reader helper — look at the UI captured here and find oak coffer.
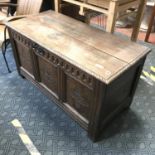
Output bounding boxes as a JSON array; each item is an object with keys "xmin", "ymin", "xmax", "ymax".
[{"xmin": 6, "ymin": 11, "xmax": 150, "ymax": 141}]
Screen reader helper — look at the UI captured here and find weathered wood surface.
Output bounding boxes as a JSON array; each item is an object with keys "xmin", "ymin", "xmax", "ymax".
[{"xmin": 6, "ymin": 11, "xmax": 150, "ymax": 83}]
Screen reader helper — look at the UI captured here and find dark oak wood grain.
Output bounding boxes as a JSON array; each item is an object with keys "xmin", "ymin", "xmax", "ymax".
[{"xmin": 7, "ymin": 11, "xmax": 150, "ymax": 142}]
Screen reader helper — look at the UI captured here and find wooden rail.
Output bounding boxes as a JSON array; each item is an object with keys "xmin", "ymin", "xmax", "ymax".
[{"xmin": 62, "ymin": 0, "xmax": 109, "ymax": 15}]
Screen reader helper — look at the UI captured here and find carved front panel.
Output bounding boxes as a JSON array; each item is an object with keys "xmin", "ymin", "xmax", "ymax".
[
  {"xmin": 14, "ymin": 40, "xmax": 34, "ymax": 76},
  {"xmin": 37, "ymin": 56, "xmax": 58, "ymax": 97},
  {"xmin": 66, "ymin": 76, "xmax": 93, "ymax": 121}
]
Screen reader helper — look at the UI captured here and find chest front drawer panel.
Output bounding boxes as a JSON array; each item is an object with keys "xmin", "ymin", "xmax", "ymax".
[
  {"xmin": 14, "ymin": 40, "xmax": 34, "ymax": 77},
  {"xmin": 65, "ymin": 75, "xmax": 94, "ymax": 122},
  {"xmin": 36, "ymin": 55, "xmax": 59, "ymax": 98}
]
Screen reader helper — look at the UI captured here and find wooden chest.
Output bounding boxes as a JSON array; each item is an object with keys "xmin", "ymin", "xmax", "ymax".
[{"xmin": 6, "ymin": 11, "xmax": 150, "ymax": 141}]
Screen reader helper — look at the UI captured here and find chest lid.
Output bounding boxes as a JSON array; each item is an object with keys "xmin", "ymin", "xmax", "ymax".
[{"xmin": 6, "ymin": 11, "xmax": 150, "ymax": 83}]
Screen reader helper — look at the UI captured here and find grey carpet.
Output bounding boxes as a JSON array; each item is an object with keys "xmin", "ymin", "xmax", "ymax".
[{"xmin": 0, "ymin": 40, "xmax": 155, "ymax": 155}]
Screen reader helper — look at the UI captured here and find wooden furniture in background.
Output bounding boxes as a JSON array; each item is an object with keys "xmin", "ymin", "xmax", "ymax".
[
  {"xmin": 15, "ymin": 0, "xmax": 43, "ymax": 15},
  {"xmin": 6, "ymin": 11, "xmax": 150, "ymax": 141},
  {"xmin": 54, "ymin": 0, "xmax": 147, "ymax": 41},
  {"xmin": 0, "ymin": 0, "xmax": 43, "ymax": 72},
  {"xmin": 145, "ymin": 3, "xmax": 155, "ymax": 42},
  {"xmin": 0, "ymin": 1, "xmax": 18, "ymax": 72}
]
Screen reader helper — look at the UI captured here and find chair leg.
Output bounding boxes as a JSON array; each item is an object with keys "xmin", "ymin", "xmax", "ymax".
[
  {"xmin": 54, "ymin": 0, "xmax": 61, "ymax": 12},
  {"xmin": 106, "ymin": 1, "xmax": 118, "ymax": 33},
  {"xmin": 145, "ymin": 4, "xmax": 155, "ymax": 42},
  {"xmin": 4, "ymin": 27, "xmax": 9, "ymax": 51},
  {"xmin": 2, "ymin": 49, "xmax": 11, "ymax": 73},
  {"xmin": 131, "ymin": 0, "xmax": 147, "ymax": 41},
  {"xmin": 1, "ymin": 27, "xmax": 11, "ymax": 73}
]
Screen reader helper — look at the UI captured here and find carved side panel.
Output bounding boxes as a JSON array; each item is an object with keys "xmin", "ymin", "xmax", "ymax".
[
  {"xmin": 98, "ymin": 59, "xmax": 146, "ymax": 132},
  {"xmin": 37, "ymin": 56, "xmax": 58, "ymax": 97},
  {"xmin": 66, "ymin": 76, "xmax": 93, "ymax": 121},
  {"xmin": 105, "ymin": 65, "xmax": 139, "ymax": 109}
]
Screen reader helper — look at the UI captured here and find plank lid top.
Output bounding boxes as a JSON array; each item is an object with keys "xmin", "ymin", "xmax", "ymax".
[{"xmin": 6, "ymin": 11, "xmax": 150, "ymax": 84}]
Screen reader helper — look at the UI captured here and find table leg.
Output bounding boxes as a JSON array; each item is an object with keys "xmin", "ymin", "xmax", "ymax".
[
  {"xmin": 131, "ymin": 0, "xmax": 147, "ymax": 41},
  {"xmin": 145, "ymin": 4, "xmax": 155, "ymax": 42},
  {"xmin": 54, "ymin": 0, "xmax": 61, "ymax": 12},
  {"xmin": 106, "ymin": 1, "xmax": 118, "ymax": 33}
]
